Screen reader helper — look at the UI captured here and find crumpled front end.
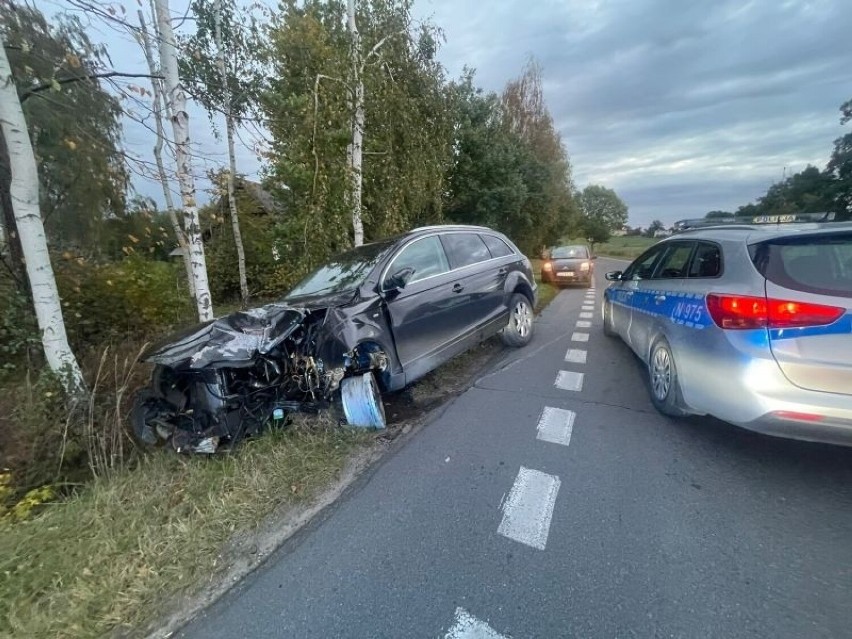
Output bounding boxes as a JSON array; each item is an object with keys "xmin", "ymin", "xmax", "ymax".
[{"xmin": 132, "ymin": 301, "xmax": 390, "ymax": 454}]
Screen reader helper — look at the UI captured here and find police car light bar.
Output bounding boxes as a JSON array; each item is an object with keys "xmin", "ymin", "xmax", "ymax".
[{"xmin": 673, "ymin": 211, "xmax": 836, "ymax": 232}]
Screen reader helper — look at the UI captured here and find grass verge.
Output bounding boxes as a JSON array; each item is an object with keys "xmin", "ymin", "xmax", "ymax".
[
  {"xmin": 530, "ymin": 259, "xmax": 565, "ymax": 312},
  {"xmin": 0, "ymin": 422, "xmax": 371, "ymax": 639}
]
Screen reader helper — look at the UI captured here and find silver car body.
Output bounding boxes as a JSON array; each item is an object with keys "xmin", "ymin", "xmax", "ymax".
[{"xmin": 603, "ymin": 222, "xmax": 852, "ymax": 445}]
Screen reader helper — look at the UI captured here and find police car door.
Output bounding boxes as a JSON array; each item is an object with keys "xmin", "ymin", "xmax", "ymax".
[
  {"xmin": 628, "ymin": 241, "xmax": 696, "ymax": 362},
  {"xmin": 611, "ymin": 245, "xmax": 666, "ymax": 345}
]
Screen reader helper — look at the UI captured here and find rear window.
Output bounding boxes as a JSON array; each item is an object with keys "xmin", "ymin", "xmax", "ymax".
[
  {"xmin": 688, "ymin": 242, "xmax": 722, "ymax": 278},
  {"xmin": 551, "ymin": 245, "xmax": 588, "ymax": 259},
  {"xmin": 481, "ymin": 234, "xmax": 514, "ymax": 258},
  {"xmin": 750, "ymin": 232, "xmax": 852, "ymax": 298},
  {"xmin": 441, "ymin": 233, "xmax": 491, "ymax": 269}
]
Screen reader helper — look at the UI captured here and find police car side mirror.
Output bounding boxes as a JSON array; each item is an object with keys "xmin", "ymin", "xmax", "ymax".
[{"xmin": 605, "ymin": 270, "xmax": 623, "ymax": 281}]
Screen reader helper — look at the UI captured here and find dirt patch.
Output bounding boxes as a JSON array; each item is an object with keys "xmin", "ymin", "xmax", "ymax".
[{"xmin": 383, "ymin": 337, "xmax": 505, "ymax": 427}]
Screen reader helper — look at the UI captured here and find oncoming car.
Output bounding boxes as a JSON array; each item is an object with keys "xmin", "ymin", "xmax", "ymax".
[
  {"xmin": 133, "ymin": 225, "xmax": 537, "ymax": 453},
  {"xmin": 541, "ymin": 244, "xmax": 595, "ymax": 287},
  {"xmin": 602, "ymin": 222, "xmax": 852, "ymax": 446}
]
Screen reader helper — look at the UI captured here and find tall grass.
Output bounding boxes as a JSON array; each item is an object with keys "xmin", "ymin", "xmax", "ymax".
[{"xmin": 0, "ymin": 422, "xmax": 370, "ymax": 638}]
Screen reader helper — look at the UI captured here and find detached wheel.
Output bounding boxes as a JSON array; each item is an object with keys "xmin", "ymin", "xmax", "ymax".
[
  {"xmin": 340, "ymin": 372, "xmax": 387, "ymax": 429},
  {"xmin": 602, "ymin": 300, "xmax": 617, "ymax": 337},
  {"xmin": 648, "ymin": 338, "xmax": 687, "ymax": 417},
  {"xmin": 501, "ymin": 293, "xmax": 534, "ymax": 347}
]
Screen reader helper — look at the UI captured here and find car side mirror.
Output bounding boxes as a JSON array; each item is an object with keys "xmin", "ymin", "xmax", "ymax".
[
  {"xmin": 605, "ymin": 270, "xmax": 623, "ymax": 281},
  {"xmin": 386, "ymin": 266, "xmax": 415, "ymax": 291}
]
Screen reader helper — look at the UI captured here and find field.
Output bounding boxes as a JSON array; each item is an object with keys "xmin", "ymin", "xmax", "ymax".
[{"xmin": 591, "ymin": 235, "xmax": 657, "ymax": 260}]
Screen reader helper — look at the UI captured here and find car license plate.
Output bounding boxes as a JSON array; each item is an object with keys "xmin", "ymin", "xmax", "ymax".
[{"xmin": 557, "ymin": 271, "xmax": 574, "ymax": 277}]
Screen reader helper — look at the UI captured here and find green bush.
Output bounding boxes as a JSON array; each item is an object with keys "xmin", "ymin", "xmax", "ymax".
[
  {"xmin": 0, "ymin": 277, "xmax": 40, "ymax": 375},
  {"xmin": 56, "ymin": 255, "xmax": 194, "ymax": 348},
  {"xmin": 203, "ymin": 202, "xmax": 305, "ymax": 301}
]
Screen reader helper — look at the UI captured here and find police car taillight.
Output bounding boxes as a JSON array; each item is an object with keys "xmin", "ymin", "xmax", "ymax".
[{"xmin": 706, "ymin": 294, "xmax": 844, "ymax": 330}]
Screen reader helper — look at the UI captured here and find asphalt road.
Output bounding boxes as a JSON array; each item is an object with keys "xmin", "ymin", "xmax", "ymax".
[{"xmin": 180, "ymin": 259, "xmax": 852, "ymax": 638}]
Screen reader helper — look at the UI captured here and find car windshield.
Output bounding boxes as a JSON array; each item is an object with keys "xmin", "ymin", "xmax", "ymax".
[
  {"xmin": 285, "ymin": 239, "xmax": 396, "ymax": 299},
  {"xmin": 551, "ymin": 246, "xmax": 588, "ymax": 259}
]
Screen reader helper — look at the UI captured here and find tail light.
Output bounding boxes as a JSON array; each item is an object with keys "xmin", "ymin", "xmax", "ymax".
[
  {"xmin": 706, "ymin": 294, "xmax": 844, "ymax": 330},
  {"xmin": 542, "ymin": 261, "xmax": 553, "ymax": 272}
]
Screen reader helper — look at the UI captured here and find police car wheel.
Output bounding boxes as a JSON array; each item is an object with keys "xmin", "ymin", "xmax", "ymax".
[
  {"xmin": 648, "ymin": 338, "xmax": 687, "ymax": 417},
  {"xmin": 602, "ymin": 301, "xmax": 616, "ymax": 337}
]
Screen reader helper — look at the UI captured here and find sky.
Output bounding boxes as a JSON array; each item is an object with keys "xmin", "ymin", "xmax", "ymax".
[{"xmin": 45, "ymin": 0, "xmax": 852, "ymax": 228}]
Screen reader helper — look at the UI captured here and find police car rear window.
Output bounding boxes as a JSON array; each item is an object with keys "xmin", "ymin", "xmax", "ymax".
[{"xmin": 750, "ymin": 232, "xmax": 852, "ymax": 298}]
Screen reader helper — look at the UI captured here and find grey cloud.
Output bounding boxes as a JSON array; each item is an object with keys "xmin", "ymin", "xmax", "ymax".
[{"xmin": 421, "ymin": 0, "xmax": 852, "ymax": 225}]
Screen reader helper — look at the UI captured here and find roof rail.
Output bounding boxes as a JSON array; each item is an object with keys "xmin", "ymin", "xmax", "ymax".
[{"xmin": 410, "ymin": 224, "xmax": 491, "ymax": 232}]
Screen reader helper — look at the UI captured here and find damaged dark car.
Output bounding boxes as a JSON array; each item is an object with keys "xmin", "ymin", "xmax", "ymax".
[{"xmin": 132, "ymin": 225, "xmax": 538, "ymax": 453}]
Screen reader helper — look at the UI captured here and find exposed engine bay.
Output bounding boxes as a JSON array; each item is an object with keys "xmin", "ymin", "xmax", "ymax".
[{"xmin": 131, "ymin": 303, "xmax": 388, "ymax": 454}]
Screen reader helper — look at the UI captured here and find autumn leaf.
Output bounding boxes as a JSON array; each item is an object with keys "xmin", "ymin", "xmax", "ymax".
[{"xmin": 66, "ymin": 54, "xmax": 81, "ymax": 68}]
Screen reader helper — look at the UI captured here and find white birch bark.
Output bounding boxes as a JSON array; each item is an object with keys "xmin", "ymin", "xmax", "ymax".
[
  {"xmin": 347, "ymin": 0, "xmax": 365, "ymax": 247},
  {"xmin": 0, "ymin": 40, "xmax": 85, "ymax": 393},
  {"xmin": 214, "ymin": 0, "xmax": 249, "ymax": 304},
  {"xmin": 137, "ymin": 7, "xmax": 196, "ymax": 300},
  {"xmin": 154, "ymin": 0, "xmax": 214, "ymax": 321}
]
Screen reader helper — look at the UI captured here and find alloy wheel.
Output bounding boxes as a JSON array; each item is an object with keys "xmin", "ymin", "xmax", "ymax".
[
  {"xmin": 513, "ymin": 300, "xmax": 532, "ymax": 338},
  {"xmin": 651, "ymin": 346, "xmax": 672, "ymax": 401}
]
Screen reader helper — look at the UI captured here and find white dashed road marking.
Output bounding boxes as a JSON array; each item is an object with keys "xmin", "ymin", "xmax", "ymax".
[
  {"xmin": 497, "ymin": 467, "xmax": 561, "ymax": 550},
  {"xmin": 576, "ymin": 320, "xmax": 591, "ymax": 328},
  {"xmin": 571, "ymin": 332, "xmax": 589, "ymax": 342},
  {"xmin": 555, "ymin": 370, "xmax": 584, "ymax": 391},
  {"xmin": 565, "ymin": 348, "xmax": 587, "ymax": 364},
  {"xmin": 582, "ymin": 304, "xmax": 594, "ymax": 310},
  {"xmin": 579, "ymin": 312, "xmax": 593, "ymax": 319},
  {"xmin": 536, "ymin": 407, "xmax": 575, "ymax": 446},
  {"xmin": 445, "ymin": 608, "xmax": 507, "ymax": 639}
]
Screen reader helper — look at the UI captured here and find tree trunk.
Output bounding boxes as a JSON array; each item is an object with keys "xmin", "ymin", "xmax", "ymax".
[
  {"xmin": 154, "ymin": 0, "xmax": 214, "ymax": 321},
  {"xmin": 138, "ymin": 7, "xmax": 196, "ymax": 300},
  {"xmin": 0, "ymin": 126, "xmax": 27, "ymax": 289},
  {"xmin": 347, "ymin": 0, "xmax": 365, "ymax": 247},
  {"xmin": 0, "ymin": 40, "xmax": 85, "ymax": 394},
  {"xmin": 214, "ymin": 0, "xmax": 249, "ymax": 304}
]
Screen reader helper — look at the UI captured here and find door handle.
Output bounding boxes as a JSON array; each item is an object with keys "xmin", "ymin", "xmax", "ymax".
[
  {"xmin": 452, "ymin": 283, "xmax": 464, "ymax": 293},
  {"xmin": 498, "ymin": 267, "xmax": 508, "ymax": 276},
  {"xmin": 654, "ymin": 295, "xmax": 666, "ymax": 304}
]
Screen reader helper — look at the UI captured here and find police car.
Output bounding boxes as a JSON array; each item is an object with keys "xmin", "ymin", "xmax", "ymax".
[{"xmin": 602, "ymin": 219, "xmax": 852, "ymax": 445}]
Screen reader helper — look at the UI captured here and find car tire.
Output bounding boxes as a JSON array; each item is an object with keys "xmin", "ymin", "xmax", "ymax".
[
  {"xmin": 648, "ymin": 338, "xmax": 688, "ymax": 417},
  {"xmin": 501, "ymin": 293, "xmax": 534, "ymax": 347},
  {"xmin": 602, "ymin": 300, "xmax": 617, "ymax": 337}
]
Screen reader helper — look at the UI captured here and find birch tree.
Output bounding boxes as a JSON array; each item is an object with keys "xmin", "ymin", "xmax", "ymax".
[
  {"xmin": 263, "ymin": 0, "xmax": 452, "ymax": 264},
  {"xmin": 347, "ymin": 0, "xmax": 366, "ymax": 246},
  {"xmin": 213, "ymin": 0, "xmax": 248, "ymax": 303},
  {"xmin": 137, "ymin": 5, "xmax": 195, "ymax": 299},
  {"xmin": 154, "ymin": 0, "xmax": 214, "ymax": 321},
  {"xmin": 137, "ymin": 6, "xmax": 196, "ymax": 300},
  {"xmin": 181, "ymin": 0, "xmax": 265, "ymax": 304},
  {"xmin": 0, "ymin": 38, "xmax": 84, "ymax": 393}
]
